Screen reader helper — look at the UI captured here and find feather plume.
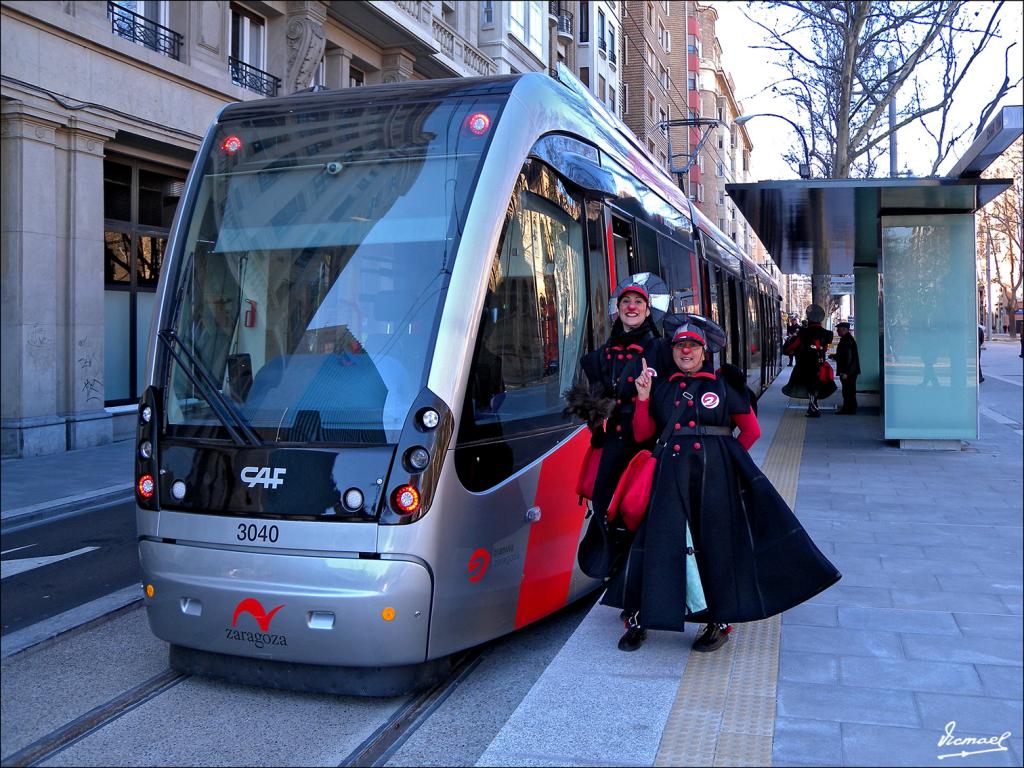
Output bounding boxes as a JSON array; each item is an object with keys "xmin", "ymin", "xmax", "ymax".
[{"xmin": 562, "ymin": 382, "xmax": 616, "ymax": 431}]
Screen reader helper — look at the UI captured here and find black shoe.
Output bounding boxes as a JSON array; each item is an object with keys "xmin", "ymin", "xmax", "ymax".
[
  {"xmin": 618, "ymin": 625, "xmax": 647, "ymax": 652},
  {"xmin": 805, "ymin": 410, "xmax": 821, "ymax": 418},
  {"xmin": 692, "ymin": 623, "xmax": 732, "ymax": 653}
]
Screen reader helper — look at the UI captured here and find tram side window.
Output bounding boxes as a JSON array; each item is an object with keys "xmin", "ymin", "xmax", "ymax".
[
  {"xmin": 634, "ymin": 221, "xmax": 660, "ymax": 276},
  {"xmin": 458, "ymin": 163, "xmax": 587, "ymax": 452},
  {"xmin": 658, "ymin": 234, "xmax": 696, "ymax": 314}
]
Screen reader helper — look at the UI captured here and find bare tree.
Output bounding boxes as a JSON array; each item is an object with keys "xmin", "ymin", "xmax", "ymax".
[
  {"xmin": 744, "ymin": 1, "xmax": 1020, "ymax": 306},
  {"xmin": 746, "ymin": 1, "xmax": 1019, "ymax": 179},
  {"xmin": 979, "ymin": 136, "xmax": 1023, "ymax": 338}
]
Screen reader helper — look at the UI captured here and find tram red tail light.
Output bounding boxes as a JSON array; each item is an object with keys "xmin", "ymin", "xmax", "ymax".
[
  {"xmin": 220, "ymin": 135, "xmax": 243, "ymax": 155},
  {"xmin": 464, "ymin": 112, "xmax": 491, "ymax": 136},
  {"xmin": 392, "ymin": 484, "xmax": 420, "ymax": 515},
  {"xmin": 138, "ymin": 474, "xmax": 156, "ymax": 499}
]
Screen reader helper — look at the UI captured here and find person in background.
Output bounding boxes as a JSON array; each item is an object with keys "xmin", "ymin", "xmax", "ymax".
[
  {"xmin": 782, "ymin": 304, "xmax": 835, "ymax": 417},
  {"xmin": 604, "ymin": 313, "xmax": 840, "ymax": 653},
  {"xmin": 785, "ymin": 317, "xmax": 800, "ymax": 366},
  {"xmin": 830, "ymin": 322, "xmax": 860, "ymax": 414}
]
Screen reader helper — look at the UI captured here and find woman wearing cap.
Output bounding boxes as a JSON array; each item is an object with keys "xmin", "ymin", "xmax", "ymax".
[
  {"xmin": 782, "ymin": 304, "xmax": 836, "ymax": 417},
  {"xmin": 606, "ymin": 313, "xmax": 840, "ymax": 653},
  {"xmin": 571, "ymin": 277, "xmax": 666, "ymax": 582}
]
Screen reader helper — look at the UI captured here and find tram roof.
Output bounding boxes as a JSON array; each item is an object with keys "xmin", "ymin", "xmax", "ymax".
[{"xmin": 725, "ymin": 176, "xmax": 1012, "ymax": 275}]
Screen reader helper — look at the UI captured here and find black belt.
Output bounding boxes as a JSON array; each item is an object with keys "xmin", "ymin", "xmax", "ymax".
[{"xmin": 671, "ymin": 425, "xmax": 734, "ymax": 436}]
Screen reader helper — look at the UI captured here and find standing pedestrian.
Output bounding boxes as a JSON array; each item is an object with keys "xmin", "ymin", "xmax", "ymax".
[
  {"xmin": 784, "ymin": 317, "xmax": 800, "ymax": 367},
  {"xmin": 568, "ymin": 275, "xmax": 668, "ymax": 581},
  {"xmin": 830, "ymin": 322, "xmax": 860, "ymax": 414},
  {"xmin": 782, "ymin": 304, "xmax": 836, "ymax": 417},
  {"xmin": 603, "ymin": 313, "xmax": 840, "ymax": 652}
]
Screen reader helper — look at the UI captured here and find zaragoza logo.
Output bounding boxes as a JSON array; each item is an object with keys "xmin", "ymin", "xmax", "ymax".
[
  {"xmin": 468, "ymin": 548, "xmax": 491, "ymax": 582},
  {"xmin": 701, "ymin": 392, "xmax": 720, "ymax": 409},
  {"xmin": 231, "ymin": 597, "xmax": 284, "ymax": 631}
]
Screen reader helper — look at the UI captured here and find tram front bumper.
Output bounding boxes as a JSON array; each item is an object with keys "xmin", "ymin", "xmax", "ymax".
[{"xmin": 139, "ymin": 540, "xmax": 432, "ymax": 667}]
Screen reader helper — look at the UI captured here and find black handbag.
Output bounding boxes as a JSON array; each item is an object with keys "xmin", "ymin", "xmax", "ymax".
[{"xmin": 577, "ymin": 509, "xmax": 612, "ymax": 578}]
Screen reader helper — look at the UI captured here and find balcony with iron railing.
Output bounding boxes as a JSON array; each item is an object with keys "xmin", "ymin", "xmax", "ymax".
[
  {"xmin": 609, "ymin": 47, "xmax": 617, "ymax": 65},
  {"xmin": 107, "ymin": 1, "xmax": 183, "ymax": 60},
  {"xmin": 597, "ymin": 36, "xmax": 607, "ymax": 53},
  {"xmin": 551, "ymin": 5, "xmax": 574, "ymax": 39},
  {"xmin": 229, "ymin": 57, "xmax": 281, "ymax": 97}
]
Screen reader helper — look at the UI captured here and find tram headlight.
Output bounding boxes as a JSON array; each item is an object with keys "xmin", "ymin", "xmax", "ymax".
[
  {"xmin": 392, "ymin": 484, "xmax": 420, "ymax": 515},
  {"xmin": 140, "ymin": 405, "xmax": 152, "ymax": 424},
  {"xmin": 419, "ymin": 408, "xmax": 440, "ymax": 430},
  {"xmin": 406, "ymin": 446, "xmax": 430, "ymax": 471},
  {"xmin": 342, "ymin": 487, "xmax": 364, "ymax": 512},
  {"xmin": 139, "ymin": 441, "xmax": 153, "ymax": 460}
]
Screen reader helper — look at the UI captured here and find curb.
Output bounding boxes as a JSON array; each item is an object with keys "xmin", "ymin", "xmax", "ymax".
[{"xmin": 1, "ymin": 485, "xmax": 134, "ymax": 530}]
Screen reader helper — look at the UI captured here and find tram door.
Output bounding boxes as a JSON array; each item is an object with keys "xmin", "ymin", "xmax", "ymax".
[
  {"xmin": 728, "ymin": 278, "xmax": 747, "ymax": 372},
  {"xmin": 608, "ymin": 213, "xmax": 634, "ymax": 283}
]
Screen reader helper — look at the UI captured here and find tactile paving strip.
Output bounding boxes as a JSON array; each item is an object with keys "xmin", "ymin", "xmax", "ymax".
[{"xmin": 654, "ymin": 407, "xmax": 805, "ymax": 767}]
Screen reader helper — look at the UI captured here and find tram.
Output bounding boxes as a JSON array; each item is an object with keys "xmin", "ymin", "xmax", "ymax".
[{"xmin": 136, "ymin": 66, "xmax": 782, "ymax": 695}]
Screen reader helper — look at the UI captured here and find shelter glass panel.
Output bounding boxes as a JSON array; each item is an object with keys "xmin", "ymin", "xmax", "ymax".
[{"xmin": 881, "ymin": 215, "xmax": 977, "ymax": 440}]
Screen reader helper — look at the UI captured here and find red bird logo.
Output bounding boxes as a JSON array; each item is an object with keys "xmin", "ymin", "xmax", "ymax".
[
  {"xmin": 468, "ymin": 548, "xmax": 491, "ymax": 583},
  {"xmin": 232, "ymin": 598, "xmax": 284, "ymax": 631}
]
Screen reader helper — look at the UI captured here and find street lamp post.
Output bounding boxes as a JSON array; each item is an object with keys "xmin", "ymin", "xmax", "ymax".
[{"xmin": 735, "ymin": 113, "xmax": 811, "ymax": 179}]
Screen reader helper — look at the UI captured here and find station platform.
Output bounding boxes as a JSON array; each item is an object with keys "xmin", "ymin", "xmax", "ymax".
[{"xmin": 1, "ymin": 340, "xmax": 1021, "ymax": 767}]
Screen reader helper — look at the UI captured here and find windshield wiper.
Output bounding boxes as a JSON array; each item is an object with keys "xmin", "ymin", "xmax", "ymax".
[{"xmin": 158, "ymin": 329, "xmax": 261, "ymax": 447}]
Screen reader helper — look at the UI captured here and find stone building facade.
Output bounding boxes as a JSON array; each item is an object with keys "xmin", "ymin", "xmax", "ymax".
[{"xmin": 0, "ymin": 1, "xmax": 629, "ymax": 457}]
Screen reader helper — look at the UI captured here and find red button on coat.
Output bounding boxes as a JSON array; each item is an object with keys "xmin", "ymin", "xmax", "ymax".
[
  {"xmin": 675, "ymin": 401, "xmax": 680, "ymax": 406},
  {"xmin": 687, "ymin": 401, "xmax": 695, "ymax": 407},
  {"xmin": 627, "ymin": 354, "xmax": 633, "ymax": 360},
  {"xmin": 627, "ymin": 376, "xmax": 634, "ymax": 382},
  {"xmin": 674, "ymin": 423, "xmax": 681, "ymax": 430},
  {"xmin": 617, "ymin": 354, "xmax": 624, "ymax": 360},
  {"xmin": 616, "ymin": 425, "xmax": 622, "ymax": 432},
  {"xmin": 673, "ymin": 444, "xmax": 680, "ymax": 452},
  {"xmin": 694, "ymin": 442, "xmax": 701, "ymax": 449},
  {"xmin": 688, "ymin": 421, "xmax": 696, "ymax": 427}
]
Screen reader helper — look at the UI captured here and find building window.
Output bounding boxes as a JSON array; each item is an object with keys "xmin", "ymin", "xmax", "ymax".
[
  {"xmin": 648, "ymin": 138, "xmax": 656, "ymax": 154},
  {"xmin": 580, "ymin": 66, "xmax": 590, "ymax": 87},
  {"xmin": 230, "ymin": 4, "xmax": 279, "ymax": 96},
  {"xmin": 510, "ymin": 1, "xmax": 544, "ymax": 60},
  {"xmin": 599, "ymin": 73, "xmax": 607, "ymax": 101},
  {"xmin": 647, "ymin": 91, "xmax": 655, "ymax": 119},
  {"xmin": 598, "ymin": 9, "xmax": 606, "ymax": 51},
  {"xmin": 646, "ymin": 2, "xmax": 653, "ymax": 24},
  {"xmin": 311, "ymin": 54, "xmax": 326, "ymax": 88},
  {"xmin": 717, "ymin": 162, "xmax": 724, "ymax": 177},
  {"xmin": 687, "ymin": 72, "xmax": 697, "ymax": 91},
  {"xmin": 698, "ymin": 155, "xmax": 704, "ymax": 173},
  {"xmin": 608, "ymin": 28, "xmax": 616, "ymax": 64},
  {"xmin": 349, "ymin": 65, "xmax": 365, "ymax": 88},
  {"xmin": 718, "ymin": 133, "xmax": 724, "ymax": 149},
  {"xmin": 659, "ymin": 107, "xmax": 667, "ymax": 133},
  {"xmin": 579, "ymin": 1, "xmax": 589, "ymax": 42},
  {"xmin": 719, "ymin": 190, "xmax": 725, "ymax": 205},
  {"xmin": 108, "ymin": 1, "xmax": 182, "ymax": 60},
  {"xmin": 609, "ymin": 85, "xmax": 617, "ymax": 113},
  {"xmin": 659, "ymin": 64, "xmax": 669, "ymax": 90},
  {"xmin": 687, "ymin": 33, "xmax": 700, "ymax": 55},
  {"xmin": 624, "ymin": 83, "xmax": 629, "ymax": 113},
  {"xmin": 482, "ymin": 0, "xmax": 494, "ymax": 26},
  {"xmin": 103, "ymin": 157, "xmax": 185, "ymax": 405}
]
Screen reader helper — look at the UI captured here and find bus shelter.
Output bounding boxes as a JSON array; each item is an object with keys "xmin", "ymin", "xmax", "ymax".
[{"xmin": 726, "ymin": 107, "xmax": 1020, "ymax": 447}]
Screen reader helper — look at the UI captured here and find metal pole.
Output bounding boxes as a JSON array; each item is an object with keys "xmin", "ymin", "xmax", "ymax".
[
  {"xmin": 888, "ymin": 61, "xmax": 897, "ymax": 177},
  {"xmin": 985, "ymin": 231, "xmax": 993, "ymax": 333}
]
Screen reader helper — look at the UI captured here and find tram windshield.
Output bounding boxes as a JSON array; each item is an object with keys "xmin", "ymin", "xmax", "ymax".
[{"xmin": 164, "ymin": 91, "xmax": 505, "ymax": 444}]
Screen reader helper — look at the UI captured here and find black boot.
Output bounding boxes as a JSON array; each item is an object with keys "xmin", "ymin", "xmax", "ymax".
[
  {"xmin": 692, "ymin": 623, "xmax": 732, "ymax": 653},
  {"xmin": 618, "ymin": 612, "xmax": 647, "ymax": 652}
]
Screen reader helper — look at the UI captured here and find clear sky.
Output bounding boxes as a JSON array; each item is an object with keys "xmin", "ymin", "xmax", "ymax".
[{"xmin": 707, "ymin": 0, "xmax": 1024, "ymax": 180}]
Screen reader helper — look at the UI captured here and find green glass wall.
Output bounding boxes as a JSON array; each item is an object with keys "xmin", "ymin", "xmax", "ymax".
[
  {"xmin": 853, "ymin": 267, "xmax": 879, "ymax": 391},
  {"xmin": 880, "ymin": 215, "xmax": 978, "ymax": 440}
]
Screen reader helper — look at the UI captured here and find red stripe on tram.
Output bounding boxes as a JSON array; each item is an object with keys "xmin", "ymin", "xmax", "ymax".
[{"xmin": 514, "ymin": 429, "xmax": 590, "ymax": 629}]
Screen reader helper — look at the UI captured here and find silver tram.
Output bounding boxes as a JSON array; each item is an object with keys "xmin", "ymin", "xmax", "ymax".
[{"xmin": 136, "ymin": 67, "xmax": 782, "ymax": 695}]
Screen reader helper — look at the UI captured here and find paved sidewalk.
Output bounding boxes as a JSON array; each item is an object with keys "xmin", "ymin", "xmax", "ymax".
[
  {"xmin": 479, "ymin": 361, "xmax": 1023, "ymax": 767},
  {"xmin": 1, "ymin": 439, "xmax": 134, "ymax": 522}
]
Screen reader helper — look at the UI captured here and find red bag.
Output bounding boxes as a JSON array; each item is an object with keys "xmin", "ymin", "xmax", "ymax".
[
  {"xmin": 818, "ymin": 362, "xmax": 835, "ymax": 383},
  {"xmin": 575, "ymin": 445, "xmax": 603, "ymax": 501},
  {"xmin": 607, "ymin": 449, "xmax": 657, "ymax": 532}
]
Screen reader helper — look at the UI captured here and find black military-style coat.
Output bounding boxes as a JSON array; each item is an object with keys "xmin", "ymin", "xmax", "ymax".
[
  {"xmin": 601, "ymin": 363, "xmax": 841, "ymax": 630},
  {"xmin": 579, "ymin": 319, "xmax": 665, "ymax": 519},
  {"xmin": 782, "ymin": 323, "xmax": 836, "ymax": 400},
  {"xmin": 835, "ymin": 334, "xmax": 860, "ymax": 377}
]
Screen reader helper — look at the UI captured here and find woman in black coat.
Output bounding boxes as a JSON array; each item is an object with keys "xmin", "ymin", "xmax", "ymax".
[
  {"xmin": 604, "ymin": 314, "xmax": 840, "ymax": 652},
  {"xmin": 782, "ymin": 304, "xmax": 836, "ymax": 417},
  {"xmin": 573, "ymin": 277, "xmax": 668, "ymax": 580}
]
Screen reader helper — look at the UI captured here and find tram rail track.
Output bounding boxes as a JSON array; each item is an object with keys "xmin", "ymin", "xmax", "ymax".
[{"xmin": 0, "ymin": 668, "xmax": 188, "ymax": 768}]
